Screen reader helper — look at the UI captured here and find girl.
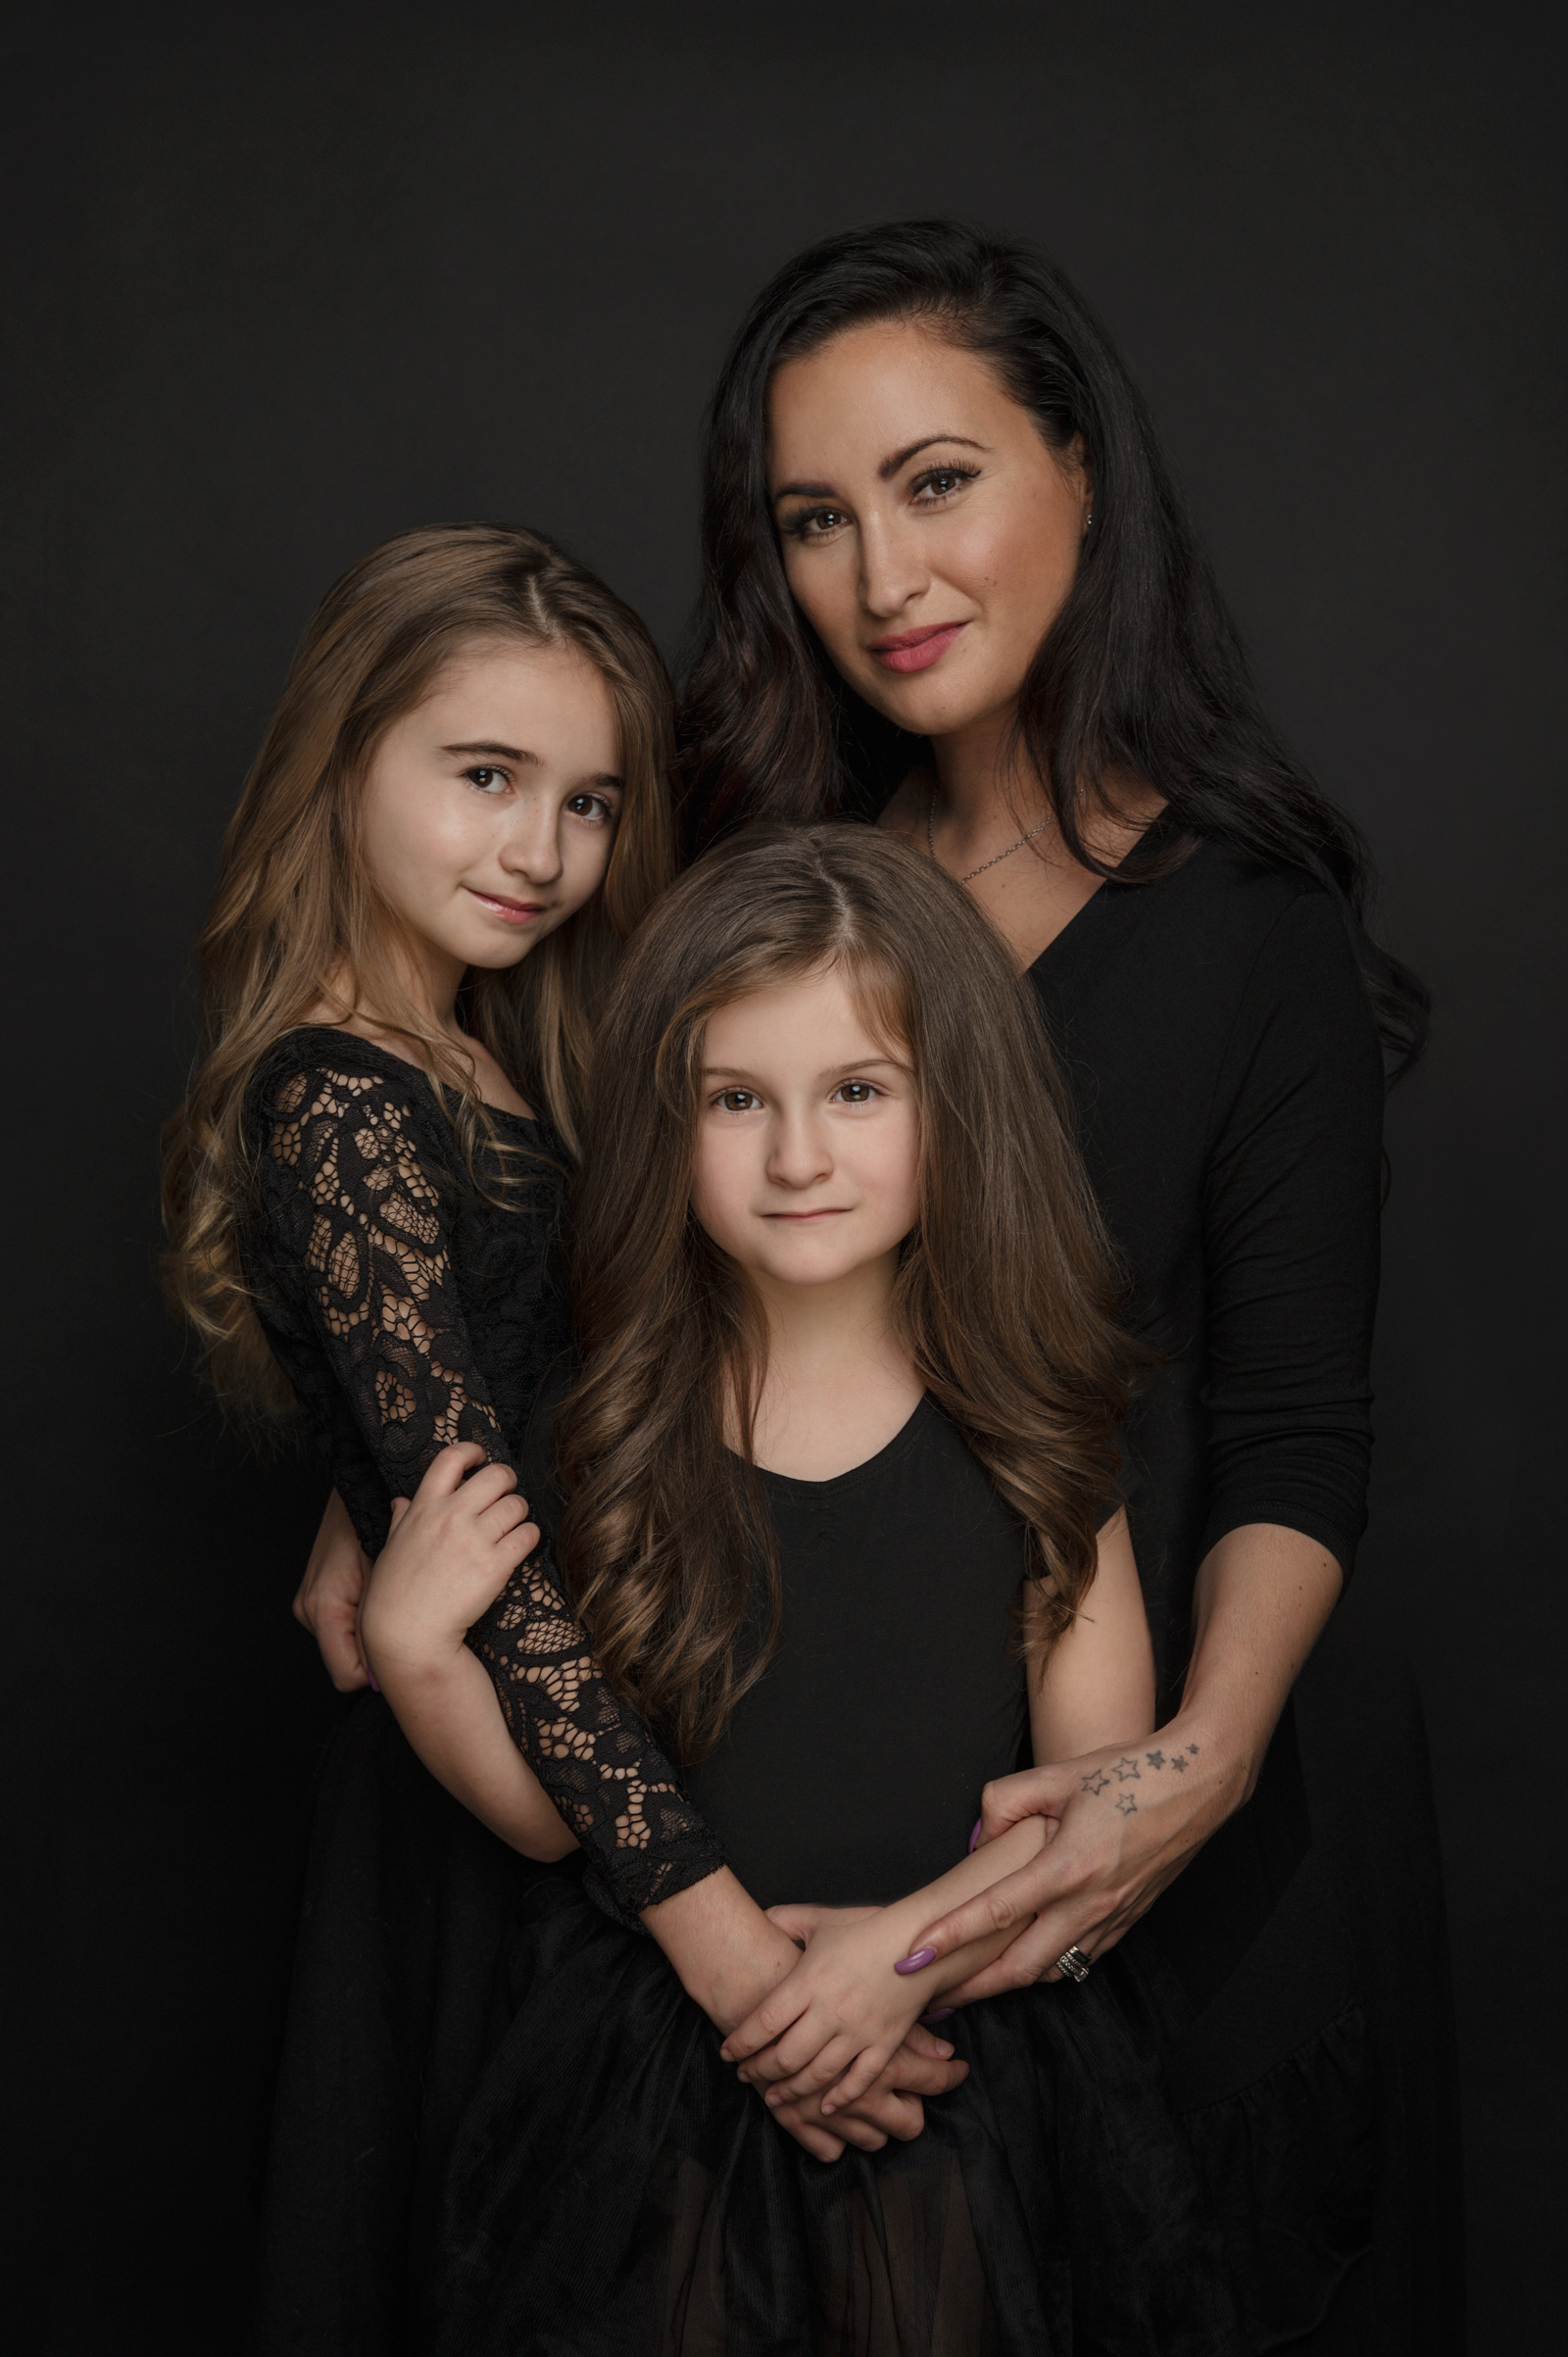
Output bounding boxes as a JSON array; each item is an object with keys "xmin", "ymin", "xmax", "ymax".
[
  {"xmin": 361, "ymin": 823, "xmax": 1248, "ymax": 2355},
  {"xmin": 162, "ymin": 526, "xmax": 956, "ymax": 2353}
]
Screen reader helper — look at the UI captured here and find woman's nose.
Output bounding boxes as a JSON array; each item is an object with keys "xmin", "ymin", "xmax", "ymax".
[{"xmin": 858, "ymin": 514, "xmax": 930, "ymax": 619}]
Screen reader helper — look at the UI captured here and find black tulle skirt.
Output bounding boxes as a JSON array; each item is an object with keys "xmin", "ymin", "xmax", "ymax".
[
  {"xmin": 252, "ymin": 1694, "xmax": 1390, "ymax": 2357},
  {"xmin": 433, "ymin": 1873, "xmax": 1248, "ymax": 2357}
]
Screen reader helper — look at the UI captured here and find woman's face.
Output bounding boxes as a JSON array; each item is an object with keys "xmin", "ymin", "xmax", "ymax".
[
  {"xmin": 359, "ymin": 637, "xmax": 621, "ymax": 993},
  {"xmin": 767, "ymin": 319, "xmax": 1089, "ymax": 746}
]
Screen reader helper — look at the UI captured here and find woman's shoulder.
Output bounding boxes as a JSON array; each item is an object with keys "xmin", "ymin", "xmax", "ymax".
[{"xmin": 1123, "ymin": 835, "xmax": 1361, "ymax": 987}]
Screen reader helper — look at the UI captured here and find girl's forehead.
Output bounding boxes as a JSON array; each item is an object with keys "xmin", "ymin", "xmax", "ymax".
[{"xmin": 701, "ymin": 957, "xmax": 914, "ymax": 1060}]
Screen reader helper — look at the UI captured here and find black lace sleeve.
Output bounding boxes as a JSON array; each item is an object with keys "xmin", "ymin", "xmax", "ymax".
[{"xmin": 251, "ymin": 1056, "xmax": 723, "ymax": 1917}]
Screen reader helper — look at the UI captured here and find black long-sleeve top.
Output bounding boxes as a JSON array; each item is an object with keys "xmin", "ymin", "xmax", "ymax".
[
  {"xmin": 1028, "ymin": 837, "xmax": 1385, "ymax": 1710},
  {"xmin": 241, "ymin": 1028, "xmax": 725, "ymax": 1917}
]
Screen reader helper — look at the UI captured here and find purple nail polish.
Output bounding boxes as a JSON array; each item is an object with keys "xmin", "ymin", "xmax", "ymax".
[
  {"xmin": 968, "ymin": 1817, "xmax": 983, "ymax": 1854},
  {"xmin": 895, "ymin": 1946, "xmax": 938, "ymax": 1976},
  {"xmin": 367, "ymin": 1671, "xmax": 380, "ymax": 1694},
  {"xmin": 921, "ymin": 2007, "xmax": 956, "ymax": 2024}
]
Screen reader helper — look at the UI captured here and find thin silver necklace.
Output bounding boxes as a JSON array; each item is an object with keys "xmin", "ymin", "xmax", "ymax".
[{"xmin": 927, "ymin": 789, "xmax": 1052, "ymax": 883}]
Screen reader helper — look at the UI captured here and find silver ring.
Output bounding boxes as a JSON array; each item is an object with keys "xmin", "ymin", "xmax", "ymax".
[{"xmin": 1054, "ymin": 1944, "xmax": 1091, "ymax": 1984}]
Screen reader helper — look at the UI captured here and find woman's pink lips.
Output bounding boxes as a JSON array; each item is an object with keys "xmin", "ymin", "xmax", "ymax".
[
  {"xmin": 868, "ymin": 621, "xmax": 968, "ymax": 674},
  {"xmin": 765, "ymin": 1208, "xmax": 848, "ymax": 1220},
  {"xmin": 466, "ymin": 886, "xmax": 545, "ymax": 926}
]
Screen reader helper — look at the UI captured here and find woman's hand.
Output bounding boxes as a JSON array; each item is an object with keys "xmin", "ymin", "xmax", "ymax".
[
  {"xmin": 294, "ymin": 1489, "xmax": 372, "ymax": 1690},
  {"xmin": 359, "ymin": 1442, "xmax": 538, "ymax": 1685},
  {"xmin": 892, "ymin": 1720, "xmax": 1243, "ymax": 2000},
  {"xmin": 899, "ymin": 1526, "xmax": 1347, "ymax": 1999}
]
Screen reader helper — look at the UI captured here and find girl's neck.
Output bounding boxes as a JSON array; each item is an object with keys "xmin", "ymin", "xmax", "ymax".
[
  {"xmin": 746, "ymin": 1256, "xmax": 924, "ymax": 1483},
  {"xmin": 313, "ymin": 937, "xmax": 466, "ymax": 1050}
]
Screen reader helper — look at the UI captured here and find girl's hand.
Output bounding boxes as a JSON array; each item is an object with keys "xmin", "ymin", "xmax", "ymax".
[
  {"xmin": 894, "ymin": 1722, "xmax": 1243, "ymax": 2001},
  {"xmin": 770, "ymin": 2032, "xmax": 968, "ymax": 2158},
  {"xmin": 720, "ymin": 1821, "xmax": 1047, "ymax": 2112},
  {"xmin": 359, "ymin": 1441, "xmax": 539, "ymax": 1684},
  {"xmin": 294, "ymin": 1489, "xmax": 371, "ymax": 1690}
]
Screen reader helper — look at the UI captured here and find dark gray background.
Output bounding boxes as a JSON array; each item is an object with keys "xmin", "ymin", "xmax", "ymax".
[{"xmin": 4, "ymin": 5, "xmax": 1563, "ymax": 2349}]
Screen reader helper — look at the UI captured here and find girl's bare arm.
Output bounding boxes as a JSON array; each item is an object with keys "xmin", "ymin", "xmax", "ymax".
[{"xmin": 1029, "ymin": 1509, "xmax": 1155, "ymax": 1764}]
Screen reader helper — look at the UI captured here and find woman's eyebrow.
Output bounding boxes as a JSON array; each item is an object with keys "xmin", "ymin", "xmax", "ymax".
[
  {"xmin": 773, "ymin": 434, "xmax": 986, "ymax": 502},
  {"xmin": 876, "ymin": 432, "xmax": 985, "ymax": 480}
]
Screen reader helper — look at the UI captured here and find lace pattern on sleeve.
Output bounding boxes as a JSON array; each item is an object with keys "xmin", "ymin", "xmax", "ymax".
[
  {"xmin": 470, "ymin": 1554, "xmax": 726, "ymax": 1918},
  {"xmin": 255, "ymin": 1060, "xmax": 724, "ymax": 1919}
]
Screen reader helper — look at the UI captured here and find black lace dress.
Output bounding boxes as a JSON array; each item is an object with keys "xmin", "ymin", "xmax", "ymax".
[{"xmin": 241, "ymin": 1031, "xmax": 722, "ymax": 2351}]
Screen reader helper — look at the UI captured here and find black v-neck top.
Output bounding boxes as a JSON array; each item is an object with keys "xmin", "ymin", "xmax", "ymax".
[
  {"xmin": 680, "ymin": 1397, "xmax": 1032, "ymax": 1908},
  {"xmin": 1028, "ymin": 837, "xmax": 1384, "ymax": 1708}
]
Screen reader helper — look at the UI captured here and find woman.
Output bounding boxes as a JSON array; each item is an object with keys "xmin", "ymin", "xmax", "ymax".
[{"xmin": 673, "ymin": 221, "xmax": 1458, "ymax": 2352}]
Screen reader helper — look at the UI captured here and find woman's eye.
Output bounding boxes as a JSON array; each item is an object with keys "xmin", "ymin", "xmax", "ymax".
[
  {"xmin": 785, "ymin": 505, "xmax": 849, "ymax": 542},
  {"xmin": 464, "ymin": 765, "xmax": 509, "ymax": 794},
  {"xmin": 911, "ymin": 465, "xmax": 979, "ymax": 504},
  {"xmin": 835, "ymin": 1080, "xmax": 878, "ymax": 1104},
  {"xmin": 565, "ymin": 792, "xmax": 614, "ymax": 824},
  {"xmin": 716, "ymin": 1089, "xmax": 760, "ymax": 1113}
]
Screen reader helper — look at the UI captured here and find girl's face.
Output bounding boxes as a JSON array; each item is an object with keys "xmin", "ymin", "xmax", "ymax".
[
  {"xmin": 690, "ymin": 963, "xmax": 920, "ymax": 1298},
  {"xmin": 359, "ymin": 637, "xmax": 621, "ymax": 994},
  {"xmin": 767, "ymin": 319, "xmax": 1090, "ymax": 746}
]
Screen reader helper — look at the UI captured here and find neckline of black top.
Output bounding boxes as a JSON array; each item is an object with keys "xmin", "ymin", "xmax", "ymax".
[
  {"xmin": 274, "ymin": 1022, "xmax": 547, "ymax": 1131},
  {"xmin": 746, "ymin": 1394, "xmax": 936, "ymax": 1498},
  {"xmin": 1023, "ymin": 809, "xmax": 1194, "ymax": 983}
]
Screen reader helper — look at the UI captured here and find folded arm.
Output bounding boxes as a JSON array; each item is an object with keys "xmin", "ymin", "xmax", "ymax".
[{"xmin": 251, "ymin": 1057, "xmax": 726, "ymax": 1917}]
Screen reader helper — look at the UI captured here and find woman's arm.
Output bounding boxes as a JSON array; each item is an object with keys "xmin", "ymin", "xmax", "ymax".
[
  {"xmin": 888, "ymin": 889, "xmax": 1380, "ymax": 1989},
  {"xmin": 888, "ymin": 1521, "xmax": 1340, "ymax": 1997}
]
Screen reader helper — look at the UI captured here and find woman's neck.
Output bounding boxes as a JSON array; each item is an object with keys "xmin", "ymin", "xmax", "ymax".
[
  {"xmin": 879, "ymin": 714, "xmax": 1162, "ymax": 972},
  {"xmin": 746, "ymin": 1258, "xmax": 924, "ymax": 1483}
]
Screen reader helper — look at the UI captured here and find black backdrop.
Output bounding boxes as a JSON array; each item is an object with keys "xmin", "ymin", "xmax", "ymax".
[{"xmin": 5, "ymin": 6, "xmax": 1564, "ymax": 2350}]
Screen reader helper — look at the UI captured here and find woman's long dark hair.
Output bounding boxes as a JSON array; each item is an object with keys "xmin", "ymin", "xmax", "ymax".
[{"xmin": 677, "ymin": 218, "xmax": 1427, "ymax": 1081}]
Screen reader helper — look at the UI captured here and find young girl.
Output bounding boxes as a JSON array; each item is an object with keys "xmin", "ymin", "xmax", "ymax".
[
  {"xmin": 163, "ymin": 523, "xmax": 864, "ymax": 2347},
  {"xmin": 362, "ymin": 824, "xmax": 1248, "ymax": 2355}
]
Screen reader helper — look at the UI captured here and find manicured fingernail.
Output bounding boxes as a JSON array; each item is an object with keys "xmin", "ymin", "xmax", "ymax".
[
  {"xmin": 968, "ymin": 1818, "xmax": 983, "ymax": 1853},
  {"xmin": 895, "ymin": 1947, "xmax": 937, "ymax": 1975},
  {"xmin": 921, "ymin": 2007, "xmax": 956, "ymax": 2023},
  {"xmin": 764, "ymin": 2090, "xmax": 780, "ymax": 2107},
  {"xmin": 367, "ymin": 1671, "xmax": 380, "ymax": 1693}
]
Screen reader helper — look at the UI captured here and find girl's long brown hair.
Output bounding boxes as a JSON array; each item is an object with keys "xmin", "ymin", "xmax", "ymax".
[
  {"xmin": 557, "ymin": 822, "xmax": 1135, "ymax": 1761},
  {"xmin": 162, "ymin": 521, "xmax": 674, "ymax": 1418}
]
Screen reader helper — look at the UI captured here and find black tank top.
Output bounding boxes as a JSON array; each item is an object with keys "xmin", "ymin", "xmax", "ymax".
[{"xmin": 682, "ymin": 1396, "xmax": 1031, "ymax": 1908}]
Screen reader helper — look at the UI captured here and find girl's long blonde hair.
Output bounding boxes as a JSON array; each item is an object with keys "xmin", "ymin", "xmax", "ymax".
[
  {"xmin": 162, "ymin": 521, "xmax": 674, "ymax": 1418},
  {"xmin": 556, "ymin": 822, "xmax": 1135, "ymax": 1761}
]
